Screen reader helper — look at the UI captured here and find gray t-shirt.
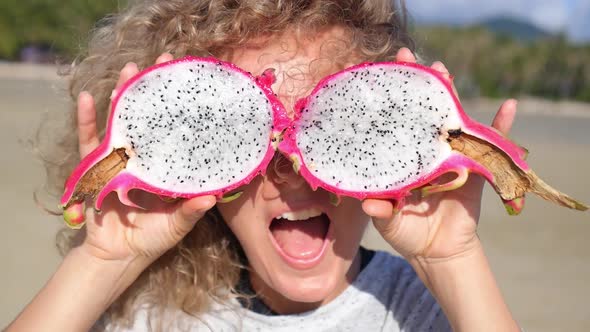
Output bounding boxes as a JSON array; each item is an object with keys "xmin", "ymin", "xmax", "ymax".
[{"xmin": 111, "ymin": 251, "xmax": 451, "ymax": 331}]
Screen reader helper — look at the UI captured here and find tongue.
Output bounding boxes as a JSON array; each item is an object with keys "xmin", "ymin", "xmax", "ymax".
[{"xmin": 270, "ymin": 215, "xmax": 329, "ymax": 259}]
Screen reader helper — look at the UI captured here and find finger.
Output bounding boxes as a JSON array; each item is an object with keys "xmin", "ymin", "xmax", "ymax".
[
  {"xmin": 363, "ymin": 199, "xmax": 403, "ymax": 236},
  {"xmin": 431, "ymin": 61, "xmax": 451, "ymax": 81},
  {"xmin": 77, "ymin": 91, "xmax": 100, "ymax": 158},
  {"xmin": 395, "ymin": 47, "xmax": 416, "ymax": 63},
  {"xmin": 362, "ymin": 199, "xmax": 395, "ymax": 220},
  {"xmin": 155, "ymin": 52, "xmax": 174, "ymax": 64},
  {"xmin": 171, "ymin": 195, "xmax": 217, "ymax": 235},
  {"xmin": 431, "ymin": 61, "xmax": 459, "ymax": 97},
  {"xmin": 491, "ymin": 99, "xmax": 518, "ymax": 135},
  {"xmin": 111, "ymin": 62, "xmax": 139, "ymax": 100}
]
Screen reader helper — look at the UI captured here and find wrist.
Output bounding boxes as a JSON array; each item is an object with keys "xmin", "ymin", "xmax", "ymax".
[
  {"xmin": 76, "ymin": 240, "xmax": 149, "ymax": 264},
  {"xmin": 407, "ymin": 237, "xmax": 483, "ymax": 289},
  {"xmin": 67, "ymin": 247, "xmax": 148, "ymax": 304},
  {"xmin": 408, "ymin": 240, "xmax": 519, "ymax": 332},
  {"xmin": 8, "ymin": 245, "xmax": 152, "ymax": 332}
]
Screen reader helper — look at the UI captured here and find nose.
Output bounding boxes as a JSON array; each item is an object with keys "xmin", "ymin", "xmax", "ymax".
[{"xmin": 268, "ymin": 153, "xmax": 306, "ymax": 189}]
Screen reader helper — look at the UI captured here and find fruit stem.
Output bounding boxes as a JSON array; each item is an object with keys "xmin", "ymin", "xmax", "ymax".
[
  {"xmin": 421, "ymin": 167, "xmax": 469, "ymax": 197},
  {"xmin": 448, "ymin": 132, "xmax": 588, "ymax": 212},
  {"xmin": 329, "ymin": 193, "xmax": 342, "ymax": 206},
  {"xmin": 528, "ymin": 172, "xmax": 588, "ymax": 211},
  {"xmin": 63, "ymin": 148, "xmax": 129, "ymax": 211},
  {"xmin": 218, "ymin": 191, "xmax": 243, "ymax": 203}
]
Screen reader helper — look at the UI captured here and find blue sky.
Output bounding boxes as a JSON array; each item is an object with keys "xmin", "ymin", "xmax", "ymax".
[{"xmin": 406, "ymin": 0, "xmax": 590, "ymax": 42}]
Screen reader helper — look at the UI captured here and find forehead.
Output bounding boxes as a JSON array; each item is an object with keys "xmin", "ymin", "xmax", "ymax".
[{"xmin": 222, "ymin": 27, "xmax": 358, "ymax": 113}]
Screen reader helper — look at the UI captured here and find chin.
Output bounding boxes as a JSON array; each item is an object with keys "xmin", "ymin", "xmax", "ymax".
[
  {"xmin": 276, "ymin": 265, "xmax": 343, "ymax": 302},
  {"xmin": 250, "ymin": 244, "xmax": 358, "ymax": 308}
]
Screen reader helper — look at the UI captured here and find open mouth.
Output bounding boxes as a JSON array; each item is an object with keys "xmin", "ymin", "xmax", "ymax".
[{"xmin": 269, "ymin": 208, "xmax": 331, "ymax": 268}]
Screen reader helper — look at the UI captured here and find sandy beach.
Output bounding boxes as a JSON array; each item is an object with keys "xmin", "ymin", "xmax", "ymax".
[{"xmin": 1, "ymin": 63, "xmax": 589, "ymax": 331}]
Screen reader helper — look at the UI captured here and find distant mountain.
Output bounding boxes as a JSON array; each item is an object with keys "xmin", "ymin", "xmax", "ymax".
[{"xmin": 475, "ymin": 16, "xmax": 554, "ymax": 41}]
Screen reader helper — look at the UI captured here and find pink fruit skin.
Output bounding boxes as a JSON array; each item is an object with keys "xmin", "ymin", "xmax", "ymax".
[
  {"xmin": 60, "ymin": 56, "xmax": 290, "ymax": 211},
  {"xmin": 62, "ymin": 202, "xmax": 85, "ymax": 229},
  {"xmin": 279, "ymin": 61, "xmax": 531, "ymax": 201},
  {"xmin": 503, "ymin": 196, "xmax": 526, "ymax": 215}
]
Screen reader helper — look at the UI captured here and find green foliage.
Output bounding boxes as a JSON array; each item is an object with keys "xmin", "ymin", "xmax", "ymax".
[
  {"xmin": 415, "ymin": 26, "xmax": 590, "ymax": 102},
  {"xmin": 0, "ymin": 0, "xmax": 123, "ymax": 60},
  {"xmin": 3, "ymin": 3, "xmax": 589, "ymax": 102}
]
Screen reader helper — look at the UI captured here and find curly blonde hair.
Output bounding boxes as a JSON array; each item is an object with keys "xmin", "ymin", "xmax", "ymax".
[{"xmin": 48, "ymin": 0, "xmax": 414, "ymax": 329}]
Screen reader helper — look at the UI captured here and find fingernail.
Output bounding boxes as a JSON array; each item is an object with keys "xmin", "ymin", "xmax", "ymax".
[
  {"xmin": 198, "ymin": 196, "xmax": 216, "ymax": 211},
  {"xmin": 123, "ymin": 62, "xmax": 139, "ymax": 71},
  {"xmin": 78, "ymin": 91, "xmax": 90, "ymax": 100},
  {"xmin": 362, "ymin": 201, "xmax": 378, "ymax": 217}
]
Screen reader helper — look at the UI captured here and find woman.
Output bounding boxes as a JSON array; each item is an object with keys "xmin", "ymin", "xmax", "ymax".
[{"xmin": 8, "ymin": 1, "xmax": 519, "ymax": 331}]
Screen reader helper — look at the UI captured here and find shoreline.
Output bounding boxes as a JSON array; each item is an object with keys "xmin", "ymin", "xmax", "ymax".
[
  {"xmin": 463, "ymin": 96, "xmax": 590, "ymax": 119},
  {"xmin": 0, "ymin": 62, "xmax": 65, "ymax": 81}
]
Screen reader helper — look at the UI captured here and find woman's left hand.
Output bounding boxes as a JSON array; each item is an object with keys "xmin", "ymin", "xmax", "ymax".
[{"xmin": 362, "ymin": 47, "xmax": 518, "ymax": 261}]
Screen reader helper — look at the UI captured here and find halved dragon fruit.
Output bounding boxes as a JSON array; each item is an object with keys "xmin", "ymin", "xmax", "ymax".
[
  {"xmin": 279, "ymin": 61, "xmax": 588, "ymax": 213},
  {"xmin": 60, "ymin": 57, "xmax": 587, "ymax": 228},
  {"xmin": 60, "ymin": 56, "xmax": 289, "ymax": 228}
]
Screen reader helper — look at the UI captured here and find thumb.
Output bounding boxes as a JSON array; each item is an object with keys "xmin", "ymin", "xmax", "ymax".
[
  {"xmin": 172, "ymin": 195, "xmax": 217, "ymax": 235},
  {"xmin": 362, "ymin": 199, "xmax": 397, "ymax": 233}
]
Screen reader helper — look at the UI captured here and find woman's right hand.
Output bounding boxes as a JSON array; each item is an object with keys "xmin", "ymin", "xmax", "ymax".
[
  {"xmin": 6, "ymin": 53, "xmax": 217, "ymax": 332},
  {"xmin": 75, "ymin": 53, "xmax": 216, "ymax": 264}
]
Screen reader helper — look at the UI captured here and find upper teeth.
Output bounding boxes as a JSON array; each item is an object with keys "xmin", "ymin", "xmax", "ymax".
[{"xmin": 277, "ymin": 208, "xmax": 322, "ymax": 221}]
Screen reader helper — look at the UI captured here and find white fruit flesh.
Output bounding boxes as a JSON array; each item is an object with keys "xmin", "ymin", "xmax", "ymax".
[
  {"xmin": 295, "ymin": 64, "xmax": 461, "ymax": 192},
  {"xmin": 110, "ymin": 61, "xmax": 274, "ymax": 193}
]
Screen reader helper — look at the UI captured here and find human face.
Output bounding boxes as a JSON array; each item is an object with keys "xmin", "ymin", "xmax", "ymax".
[{"xmin": 216, "ymin": 28, "xmax": 371, "ymax": 314}]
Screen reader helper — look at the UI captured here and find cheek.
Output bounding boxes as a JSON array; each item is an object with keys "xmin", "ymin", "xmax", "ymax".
[
  {"xmin": 336, "ymin": 197, "xmax": 369, "ymax": 222},
  {"xmin": 216, "ymin": 176, "xmax": 266, "ymax": 239},
  {"xmin": 332, "ymin": 198, "xmax": 370, "ymax": 244}
]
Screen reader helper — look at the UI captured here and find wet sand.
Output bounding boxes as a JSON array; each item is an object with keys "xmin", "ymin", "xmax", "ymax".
[{"xmin": 1, "ymin": 63, "xmax": 589, "ymax": 331}]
